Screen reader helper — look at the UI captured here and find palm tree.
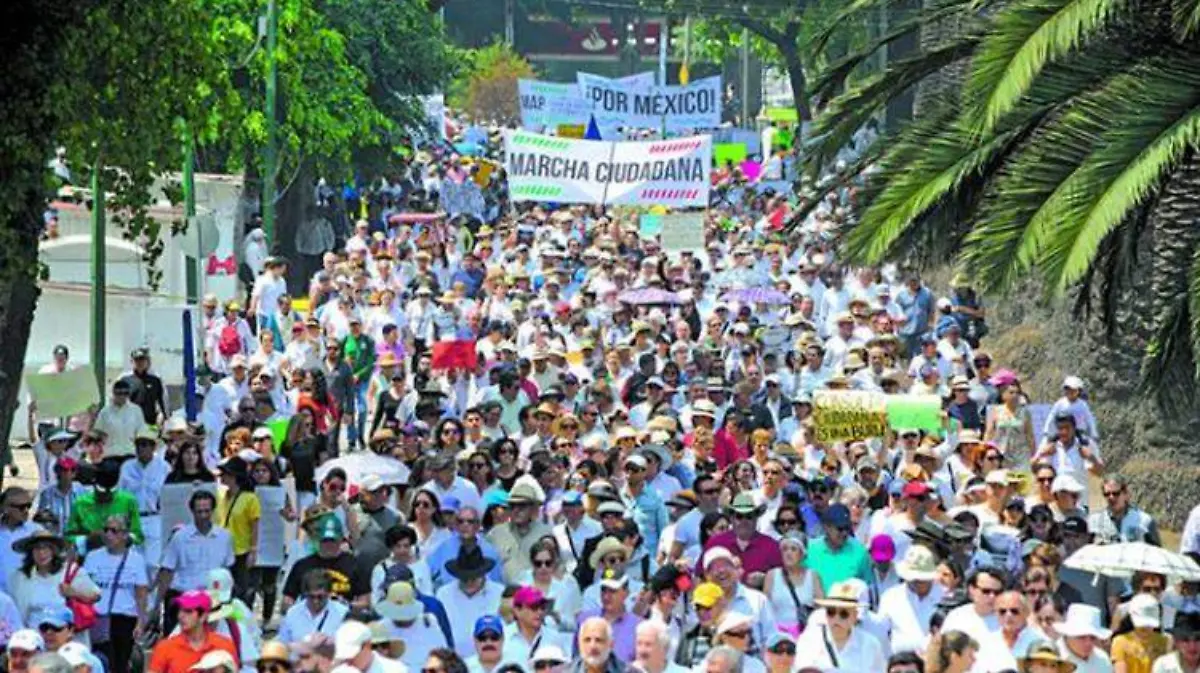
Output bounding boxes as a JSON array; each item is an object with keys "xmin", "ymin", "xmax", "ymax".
[{"xmin": 803, "ymin": 0, "xmax": 1200, "ymax": 406}]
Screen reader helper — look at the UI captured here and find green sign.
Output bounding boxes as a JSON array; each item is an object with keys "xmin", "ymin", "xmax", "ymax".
[
  {"xmin": 766, "ymin": 108, "xmax": 799, "ymax": 123},
  {"xmin": 714, "ymin": 143, "xmax": 747, "ymax": 166},
  {"xmin": 886, "ymin": 395, "xmax": 943, "ymax": 434}
]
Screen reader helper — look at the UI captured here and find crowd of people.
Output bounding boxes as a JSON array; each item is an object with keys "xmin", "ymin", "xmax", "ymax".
[{"xmin": 7, "ymin": 116, "xmax": 1200, "ymax": 673}]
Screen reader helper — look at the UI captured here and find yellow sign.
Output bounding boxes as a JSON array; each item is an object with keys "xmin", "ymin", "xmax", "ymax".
[
  {"xmin": 557, "ymin": 124, "xmax": 586, "ymax": 139},
  {"xmin": 812, "ymin": 390, "xmax": 889, "ymax": 443},
  {"xmin": 474, "ymin": 163, "xmax": 495, "ymax": 187}
]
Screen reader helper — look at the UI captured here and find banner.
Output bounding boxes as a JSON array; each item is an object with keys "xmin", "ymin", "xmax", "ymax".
[
  {"xmin": 659, "ymin": 213, "xmax": 706, "ymax": 254},
  {"xmin": 812, "ymin": 390, "xmax": 889, "ymax": 443},
  {"xmin": 431, "ymin": 340, "xmax": 478, "ymax": 370},
  {"xmin": 639, "ymin": 214, "xmax": 664, "ymax": 237},
  {"xmin": 505, "ymin": 131, "xmax": 711, "ymax": 207},
  {"xmin": 25, "ymin": 367, "xmax": 100, "ymax": 419},
  {"xmin": 519, "ymin": 80, "xmax": 595, "ymax": 130},
  {"xmin": 885, "ymin": 395, "xmax": 943, "ymax": 434},
  {"xmin": 577, "ymin": 74, "xmax": 722, "ymax": 133}
]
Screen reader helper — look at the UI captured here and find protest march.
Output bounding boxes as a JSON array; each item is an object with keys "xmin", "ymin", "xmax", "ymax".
[{"xmin": 9, "ymin": 50, "xmax": 1200, "ymax": 673}]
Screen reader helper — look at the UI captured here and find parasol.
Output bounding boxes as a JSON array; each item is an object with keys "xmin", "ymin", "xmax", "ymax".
[
  {"xmin": 720, "ymin": 287, "xmax": 791, "ymax": 305},
  {"xmin": 1064, "ymin": 542, "xmax": 1200, "ymax": 581},
  {"xmin": 617, "ymin": 288, "xmax": 681, "ymax": 306},
  {"xmin": 315, "ymin": 452, "xmax": 411, "ymax": 489}
]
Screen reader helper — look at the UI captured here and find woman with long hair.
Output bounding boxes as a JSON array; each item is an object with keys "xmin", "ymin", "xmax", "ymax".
[
  {"xmin": 9, "ymin": 531, "xmax": 100, "ymax": 628},
  {"xmin": 316, "ymin": 468, "xmax": 359, "ymax": 541},
  {"xmin": 424, "ymin": 648, "xmax": 468, "ymax": 673},
  {"xmin": 281, "ymin": 402, "xmax": 325, "ymax": 509},
  {"xmin": 490, "ymin": 438, "xmax": 524, "ymax": 492},
  {"xmin": 165, "ymin": 441, "xmax": 216, "ymax": 484},
  {"xmin": 371, "ymin": 361, "xmax": 410, "ymax": 436},
  {"xmin": 926, "ymin": 631, "xmax": 979, "ymax": 673},
  {"xmin": 985, "ymin": 381, "xmax": 1037, "ymax": 469},
  {"xmin": 407, "ymin": 488, "xmax": 450, "ymax": 558},
  {"xmin": 464, "ymin": 450, "xmax": 496, "ymax": 497},
  {"xmin": 83, "ymin": 515, "xmax": 149, "ymax": 673},
  {"xmin": 248, "ymin": 458, "xmax": 294, "ymax": 623},
  {"xmin": 432, "ymin": 417, "xmax": 466, "ymax": 454},
  {"xmin": 699, "ymin": 511, "xmax": 732, "ymax": 549}
]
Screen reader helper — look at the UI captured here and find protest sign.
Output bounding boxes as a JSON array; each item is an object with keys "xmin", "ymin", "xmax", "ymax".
[
  {"xmin": 441, "ymin": 180, "xmax": 485, "ymax": 219},
  {"xmin": 576, "ymin": 74, "xmax": 722, "ymax": 133},
  {"xmin": 714, "ymin": 143, "xmax": 748, "ymax": 166},
  {"xmin": 885, "ymin": 395, "xmax": 943, "ymax": 434},
  {"xmin": 267, "ymin": 417, "xmax": 290, "ymax": 451},
  {"xmin": 431, "ymin": 340, "xmax": 478, "ymax": 370},
  {"xmin": 505, "ymin": 131, "xmax": 711, "ymax": 207},
  {"xmin": 812, "ymin": 390, "xmax": 889, "ymax": 443},
  {"xmin": 160, "ymin": 482, "xmax": 218, "ymax": 535},
  {"xmin": 557, "ymin": 124, "xmax": 586, "ymax": 138},
  {"xmin": 255, "ymin": 486, "xmax": 287, "ymax": 568},
  {"xmin": 519, "ymin": 80, "xmax": 595, "ymax": 130},
  {"xmin": 659, "ymin": 212, "xmax": 706, "ymax": 255},
  {"xmin": 25, "ymin": 367, "xmax": 100, "ymax": 419},
  {"xmin": 639, "ymin": 214, "xmax": 664, "ymax": 237}
]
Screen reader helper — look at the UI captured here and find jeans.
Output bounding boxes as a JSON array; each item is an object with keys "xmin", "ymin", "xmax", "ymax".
[
  {"xmin": 231, "ymin": 553, "xmax": 254, "ymax": 605},
  {"xmin": 95, "ymin": 614, "xmax": 137, "ymax": 673},
  {"xmin": 347, "ymin": 380, "xmax": 369, "ymax": 448},
  {"xmin": 250, "ymin": 566, "xmax": 282, "ymax": 622}
]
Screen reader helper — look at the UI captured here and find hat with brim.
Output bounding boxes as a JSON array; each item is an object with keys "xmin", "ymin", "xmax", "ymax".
[
  {"xmin": 13, "ymin": 530, "xmax": 66, "ymax": 554},
  {"xmin": 639, "ymin": 443, "xmax": 673, "ymax": 470},
  {"xmin": 588, "ymin": 536, "xmax": 630, "ymax": 569},
  {"xmin": 1056, "ymin": 604, "xmax": 1112, "ymax": 640},
  {"xmin": 531, "ymin": 645, "xmax": 568, "ymax": 667},
  {"xmin": 1019, "ymin": 643, "xmax": 1077, "ymax": 673},
  {"xmin": 376, "ymin": 582, "xmax": 425, "ymax": 622},
  {"xmin": 728, "ymin": 492, "xmax": 762, "ymax": 516},
  {"xmin": 46, "ymin": 430, "xmax": 76, "ymax": 444},
  {"xmin": 814, "ymin": 581, "xmax": 862, "ymax": 609},
  {"xmin": 895, "ymin": 545, "xmax": 939, "ymax": 582},
  {"xmin": 445, "ymin": 546, "xmax": 496, "ymax": 581}
]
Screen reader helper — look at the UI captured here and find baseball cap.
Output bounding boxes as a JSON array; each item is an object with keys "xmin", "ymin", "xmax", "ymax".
[
  {"xmin": 319, "ymin": 516, "xmax": 346, "ymax": 541},
  {"xmin": 1061, "ymin": 516, "xmax": 1089, "ymax": 536},
  {"xmin": 693, "ymin": 582, "xmax": 724, "ymax": 608},
  {"xmin": 902, "ymin": 481, "xmax": 932, "ymax": 499},
  {"xmin": 333, "ymin": 621, "xmax": 373, "ymax": 661},
  {"xmin": 869, "ymin": 535, "xmax": 896, "ymax": 564},
  {"xmin": 174, "ymin": 590, "xmax": 213, "ymax": 613},
  {"xmin": 821, "ymin": 503, "xmax": 852, "ymax": 529},
  {"xmin": 474, "ymin": 615, "xmax": 504, "ymax": 638},
  {"xmin": 513, "ymin": 585, "xmax": 550, "ymax": 609},
  {"xmin": 33, "ymin": 606, "xmax": 74, "ymax": 630},
  {"xmin": 7, "ymin": 629, "xmax": 43, "ymax": 653},
  {"xmin": 702, "ymin": 547, "xmax": 736, "ymax": 571}
]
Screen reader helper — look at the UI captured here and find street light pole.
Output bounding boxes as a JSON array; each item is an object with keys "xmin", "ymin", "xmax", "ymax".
[
  {"xmin": 741, "ymin": 26, "xmax": 751, "ymax": 127},
  {"xmin": 90, "ymin": 163, "xmax": 106, "ymax": 399},
  {"xmin": 262, "ymin": 0, "xmax": 278, "ymax": 252}
]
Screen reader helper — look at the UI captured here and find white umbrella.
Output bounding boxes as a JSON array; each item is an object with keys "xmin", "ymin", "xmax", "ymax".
[
  {"xmin": 1064, "ymin": 542, "xmax": 1200, "ymax": 581},
  {"xmin": 315, "ymin": 453, "xmax": 411, "ymax": 488}
]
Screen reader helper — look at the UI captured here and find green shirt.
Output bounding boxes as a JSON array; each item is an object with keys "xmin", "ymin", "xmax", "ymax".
[
  {"xmin": 64, "ymin": 490, "xmax": 144, "ymax": 549},
  {"xmin": 806, "ymin": 537, "xmax": 872, "ymax": 594}
]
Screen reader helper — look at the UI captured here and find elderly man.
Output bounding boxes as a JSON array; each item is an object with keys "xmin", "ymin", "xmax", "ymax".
[
  {"xmin": 488, "ymin": 480, "xmax": 553, "ymax": 584},
  {"xmin": 0, "ymin": 488, "xmax": 43, "ymax": 592},
  {"xmin": 570, "ymin": 617, "xmax": 625, "ymax": 673},
  {"xmin": 435, "ymin": 546, "xmax": 504, "ymax": 658},
  {"xmin": 1056, "ymin": 605, "xmax": 1113, "ymax": 673},
  {"xmin": 465, "ymin": 615, "xmax": 506, "ymax": 673},
  {"xmin": 699, "ymin": 547, "xmax": 775, "ymax": 652},
  {"xmin": 985, "ymin": 590, "xmax": 1046, "ymax": 671},
  {"xmin": 877, "ymin": 545, "xmax": 945, "ymax": 655},
  {"xmin": 635, "ymin": 619, "xmax": 689, "ymax": 673},
  {"xmin": 425, "ymin": 505, "xmax": 503, "ymax": 589},
  {"xmin": 422, "ymin": 453, "xmax": 483, "ymax": 513}
]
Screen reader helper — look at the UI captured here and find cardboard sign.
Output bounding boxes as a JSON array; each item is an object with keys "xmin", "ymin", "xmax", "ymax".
[
  {"xmin": 576, "ymin": 74, "xmax": 722, "ymax": 133},
  {"xmin": 505, "ymin": 131, "xmax": 711, "ymax": 207},
  {"xmin": 431, "ymin": 340, "xmax": 478, "ymax": 370},
  {"xmin": 25, "ymin": 367, "xmax": 100, "ymax": 418},
  {"xmin": 812, "ymin": 390, "xmax": 889, "ymax": 443},
  {"xmin": 659, "ymin": 212, "xmax": 706, "ymax": 255}
]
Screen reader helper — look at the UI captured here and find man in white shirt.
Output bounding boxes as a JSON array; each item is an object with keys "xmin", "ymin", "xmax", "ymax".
[
  {"xmin": 878, "ymin": 546, "xmax": 945, "ymax": 656},
  {"xmin": 434, "ymin": 546, "xmax": 505, "ymax": 658},
  {"xmin": 278, "ymin": 570, "xmax": 348, "ymax": 646},
  {"xmin": 249, "ymin": 257, "xmax": 289, "ymax": 330},
  {"xmin": 153, "ymin": 489, "xmax": 234, "ymax": 635},
  {"xmin": 940, "ymin": 567, "xmax": 1006, "ymax": 671},
  {"xmin": 421, "ymin": 453, "xmax": 482, "ymax": 514},
  {"xmin": 91, "ymin": 379, "xmax": 147, "ymax": 458},
  {"xmin": 554, "ymin": 492, "xmax": 601, "ymax": 574},
  {"xmin": 119, "ymin": 430, "xmax": 171, "ymax": 576},
  {"xmin": 1056, "ymin": 604, "xmax": 1114, "ymax": 673},
  {"xmin": 332, "ymin": 620, "xmax": 407, "ymax": 673},
  {"xmin": 985, "ymin": 591, "xmax": 1046, "ymax": 671},
  {"xmin": 377, "ymin": 582, "xmax": 447, "ymax": 671}
]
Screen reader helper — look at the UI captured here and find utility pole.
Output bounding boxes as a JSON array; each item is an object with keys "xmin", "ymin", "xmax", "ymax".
[
  {"xmin": 740, "ymin": 26, "xmax": 751, "ymax": 128},
  {"xmin": 183, "ymin": 131, "xmax": 200, "ymax": 303},
  {"xmin": 262, "ymin": 0, "xmax": 278, "ymax": 252},
  {"xmin": 658, "ymin": 17, "xmax": 668, "ymax": 86},
  {"xmin": 90, "ymin": 163, "xmax": 106, "ymax": 399},
  {"xmin": 505, "ymin": 0, "xmax": 515, "ymax": 45},
  {"xmin": 680, "ymin": 14, "xmax": 691, "ymax": 84}
]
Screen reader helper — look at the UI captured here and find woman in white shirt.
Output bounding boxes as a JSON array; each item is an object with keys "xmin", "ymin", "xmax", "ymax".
[
  {"xmin": 516, "ymin": 538, "xmax": 581, "ymax": 634},
  {"xmin": 8, "ymin": 531, "xmax": 100, "ymax": 630},
  {"xmin": 762, "ymin": 533, "xmax": 822, "ymax": 631},
  {"xmin": 83, "ymin": 515, "xmax": 149, "ymax": 673},
  {"xmin": 371, "ymin": 525, "xmax": 433, "ymax": 606}
]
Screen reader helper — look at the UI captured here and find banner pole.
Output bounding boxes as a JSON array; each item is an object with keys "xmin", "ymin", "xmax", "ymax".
[{"xmin": 599, "ymin": 140, "xmax": 618, "ymax": 207}]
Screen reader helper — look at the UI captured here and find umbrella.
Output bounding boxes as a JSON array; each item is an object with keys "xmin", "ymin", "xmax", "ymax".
[
  {"xmin": 720, "ymin": 287, "xmax": 791, "ymax": 305},
  {"xmin": 617, "ymin": 288, "xmax": 681, "ymax": 306},
  {"xmin": 315, "ymin": 453, "xmax": 411, "ymax": 489},
  {"xmin": 454, "ymin": 142, "xmax": 485, "ymax": 156},
  {"xmin": 1064, "ymin": 542, "xmax": 1200, "ymax": 581}
]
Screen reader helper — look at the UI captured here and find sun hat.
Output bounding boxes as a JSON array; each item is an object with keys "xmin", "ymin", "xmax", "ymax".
[
  {"xmin": 896, "ymin": 545, "xmax": 939, "ymax": 582},
  {"xmin": 596, "ymin": 500, "xmax": 626, "ymax": 516},
  {"xmin": 639, "ymin": 443, "xmax": 673, "ymax": 470},
  {"xmin": 1052, "ymin": 474, "xmax": 1084, "ymax": 494},
  {"xmin": 702, "ymin": 547, "xmax": 737, "ymax": 571},
  {"xmin": 588, "ymin": 536, "xmax": 630, "ymax": 569},
  {"xmin": 599, "ymin": 572, "xmax": 630, "ymax": 591},
  {"xmin": 13, "ymin": 530, "xmax": 66, "ymax": 554},
  {"xmin": 260, "ymin": 640, "xmax": 290, "ymax": 663},
  {"xmin": 531, "ymin": 645, "xmax": 568, "ymax": 666},
  {"xmin": 376, "ymin": 581, "xmax": 424, "ymax": 622},
  {"xmin": 693, "ymin": 582, "xmax": 724, "ymax": 608},
  {"xmin": 1056, "ymin": 604, "xmax": 1112, "ymax": 640},
  {"xmin": 445, "ymin": 546, "xmax": 497, "ymax": 581},
  {"xmin": 715, "ymin": 611, "xmax": 754, "ymax": 636},
  {"xmin": 728, "ymin": 492, "xmax": 761, "ymax": 516},
  {"xmin": 624, "ymin": 454, "xmax": 648, "ymax": 470},
  {"xmin": 333, "ymin": 620, "xmax": 373, "ymax": 661},
  {"xmin": 1128, "ymin": 593, "xmax": 1161, "ymax": 629},
  {"xmin": 1019, "ymin": 641, "xmax": 1077, "ymax": 673},
  {"xmin": 815, "ymin": 581, "xmax": 862, "ymax": 609},
  {"xmin": 58, "ymin": 641, "xmax": 102, "ymax": 670}
]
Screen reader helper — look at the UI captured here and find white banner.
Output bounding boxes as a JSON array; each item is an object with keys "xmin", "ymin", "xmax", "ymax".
[
  {"xmin": 659, "ymin": 212, "xmax": 706, "ymax": 254},
  {"xmin": 518, "ymin": 72, "xmax": 656, "ymax": 132},
  {"xmin": 505, "ymin": 130, "xmax": 711, "ymax": 207},
  {"xmin": 577, "ymin": 74, "xmax": 722, "ymax": 133}
]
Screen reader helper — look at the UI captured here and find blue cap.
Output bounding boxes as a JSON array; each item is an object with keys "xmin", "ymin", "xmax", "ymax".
[
  {"xmin": 821, "ymin": 503, "xmax": 852, "ymax": 528},
  {"xmin": 474, "ymin": 615, "xmax": 504, "ymax": 638},
  {"xmin": 766, "ymin": 632, "xmax": 795, "ymax": 650},
  {"xmin": 440, "ymin": 496, "xmax": 461, "ymax": 513},
  {"xmin": 34, "ymin": 606, "xmax": 73, "ymax": 629},
  {"xmin": 561, "ymin": 491, "xmax": 584, "ymax": 506},
  {"xmin": 888, "ymin": 479, "xmax": 907, "ymax": 497},
  {"xmin": 484, "ymin": 490, "xmax": 510, "ymax": 509}
]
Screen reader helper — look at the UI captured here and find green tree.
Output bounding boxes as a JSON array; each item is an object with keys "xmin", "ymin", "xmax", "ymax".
[
  {"xmin": 806, "ymin": 0, "xmax": 1200, "ymax": 404},
  {"xmin": 449, "ymin": 41, "xmax": 536, "ymax": 124}
]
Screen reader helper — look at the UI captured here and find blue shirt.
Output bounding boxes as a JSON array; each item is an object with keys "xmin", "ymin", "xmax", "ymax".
[
  {"xmin": 424, "ymin": 535, "xmax": 505, "ymax": 589},
  {"xmin": 895, "ymin": 286, "xmax": 934, "ymax": 337},
  {"xmin": 621, "ymin": 486, "xmax": 669, "ymax": 556}
]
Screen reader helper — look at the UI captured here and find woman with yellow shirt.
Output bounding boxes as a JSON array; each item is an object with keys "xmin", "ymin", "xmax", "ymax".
[
  {"xmin": 1113, "ymin": 593, "xmax": 1172, "ymax": 673},
  {"xmin": 216, "ymin": 456, "xmax": 262, "ymax": 605}
]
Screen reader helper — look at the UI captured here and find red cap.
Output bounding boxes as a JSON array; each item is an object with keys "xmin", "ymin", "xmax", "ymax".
[
  {"xmin": 174, "ymin": 590, "xmax": 213, "ymax": 612},
  {"xmin": 902, "ymin": 481, "xmax": 932, "ymax": 499},
  {"xmin": 513, "ymin": 585, "xmax": 550, "ymax": 608},
  {"xmin": 55, "ymin": 457, "xmax": 79, "ymax": 471}
]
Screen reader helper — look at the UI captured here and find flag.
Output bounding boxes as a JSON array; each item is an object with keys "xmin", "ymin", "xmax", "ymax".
[
  {"xmin": 585, "ymin": 114, "xmax": 602, "ymax": 141},
  {"xmin": 679, "ymin": 62, "xmax": 690, "ymax": 85}
]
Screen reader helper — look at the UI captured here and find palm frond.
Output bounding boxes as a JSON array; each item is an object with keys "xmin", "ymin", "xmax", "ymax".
[
  {"xmin": 965, "ymin": 0, "xmax": 1129, "ymax": 133},
  {"xmin": 1175, "ymin": 0, "xmax": 1200, "ymax": 39}
]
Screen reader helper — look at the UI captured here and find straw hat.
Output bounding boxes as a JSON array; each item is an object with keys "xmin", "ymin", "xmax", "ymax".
[
  {"xmin": 814, "ymin": 581, "xmax": 862, "ymax": 609},
  {"xmin": 1018, "ymin": 641, "xmax": 1077, "ymax": 673}
]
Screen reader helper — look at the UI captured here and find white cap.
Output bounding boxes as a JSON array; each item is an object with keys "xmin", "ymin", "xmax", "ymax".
[
  {"xmin": 624, "ymin": 454, "xmax": 648, "ymax": 470},
  {"xmin": 984, "ymin": 469, "xmax": 1011, "ymax": 486},
  {"xmin": 58, "ymin": 642, "xmax": 98, "ymax": 669},
  {"xmin": 6, "ymin": 629, "xmax": 43, "ymax": 653},
  {"xmin": 334, "ymin": 620, "xmax": 373, "ymax": 661},
  {"xmin": 206, "ymin": 567, "xmax": 235, "ymax": 604},
  {"xmin": 1129, "ymin": 593, "xmax": 1161, "ymax": 629},
  {"xmin": 531, "ymin": 645, "xmax": 568, "ymax": 665},
  {"xmin": 1063, "ymin": 375, "xmax": 1085, "ymax": 390},
  {"xmin": 702, "ymin": 547, "xmax": 736, "ymax": 570},
  {"xmin": 359, "ymin": 474, "xmax": 386, "ymax": 492},
  {"xmin": 936, "ymin": 297, "xmax": 952, "ymax": 310},
  {"xmin": 715, "ymin": 611, "xmax": 754, "ymax": 636},
  {"xmin": 1051, "ymin": 474, "xmax": 1084, "ymax": 494}
]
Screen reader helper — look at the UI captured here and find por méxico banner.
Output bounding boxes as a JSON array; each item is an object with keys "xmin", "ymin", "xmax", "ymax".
[
  {"xmin": 577, "ymin": 73, "xmax": 722, "ymax": 133},
  {"xmin": 519, "ymin": 72, "xmax": 656, "ymax": 131},
  {"xmin": 504, "ymin": 130, "xmax": 711, "ymax": 207}
]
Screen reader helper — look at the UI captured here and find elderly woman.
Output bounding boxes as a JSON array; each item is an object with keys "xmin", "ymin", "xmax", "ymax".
[
  {"xmin": 83, "ymin": 514, "xmax": 149, "ymax": 673},
  {"xmin": 9, "ymin": 530, "xmax": 100, "ymax": 627},
  {"xmin": 711, "ymin": 612, "xmax": 767, "ymax": 673},
  {"xmin": 792, "ymin": 581, "xmax": 886, "ymax": 671}
]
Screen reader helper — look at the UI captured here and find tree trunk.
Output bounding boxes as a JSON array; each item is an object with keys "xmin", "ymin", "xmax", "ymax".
[
  {"xmin": 0, "ymin": 216, "xmax": 42, "ymax": 446},
  {"xmin": 779, "ymin": 43, "xmax": 810, "ymax": 123}
]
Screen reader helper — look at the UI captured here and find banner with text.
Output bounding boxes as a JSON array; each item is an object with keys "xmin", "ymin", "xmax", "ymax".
[
  {"xmin": 519, "ymin": 72, "xmax": 656, "ymax": 131},
  {"xmin": 659, "ymin": 212, "xmax": 706, "ymax": 254},
  {"xmin": 813, "ymin": 390, "xmax": 890, "ymax": 443},
  {"xmin": 505, "ymin": 131, "xmax": 711, "ymax": 207},
  {"xmin": 576, "ymin": 74, "xmax": 722, "ymax": 133}
]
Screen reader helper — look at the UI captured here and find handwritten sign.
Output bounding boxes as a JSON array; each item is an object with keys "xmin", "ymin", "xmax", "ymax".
[
  {"xmin": 25, "ymin": 367, "xmax": 100, "ymax": 418},
  {"xmin": 255, "ymin": 485, "xmax": 287, "ymax": 568},
  {"xmin": 659, "ymin": 213, "xmax": 706, "ymax": 255},
  {"xmin": 812, "ymin": 390, "xmax": 889, "ymax": 443}
]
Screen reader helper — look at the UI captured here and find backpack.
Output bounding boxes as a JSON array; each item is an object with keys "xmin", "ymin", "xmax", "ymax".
[{"xmin": 218, "ymin": 323, "xmax": 242, "ymax": 357}]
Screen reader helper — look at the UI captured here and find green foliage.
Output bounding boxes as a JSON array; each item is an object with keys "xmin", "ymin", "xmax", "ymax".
[{"xmin": 448, "ymin": 41, "xmax": 536, "ymax": 123}]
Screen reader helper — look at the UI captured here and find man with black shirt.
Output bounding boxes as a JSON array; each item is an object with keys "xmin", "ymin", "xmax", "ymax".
[
  {"xmin": 121, "ymin": 348, "xmax": 168, "ymax": 426},
  {"xmin": 283, "ymin": 516, "xmax": 370, "ymax": 609},
  {"xmin": 352, "ymin": 474, "xmax": 402, "ymax": 576}
]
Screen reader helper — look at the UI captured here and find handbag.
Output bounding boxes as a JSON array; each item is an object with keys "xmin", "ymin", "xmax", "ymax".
[
  {"xmin": 89, "ymin": 549, "xmax": 130, "ymax": 644},
  {"xmin": 63, "ymin": 562, "xmax": 98, "ymax": 630}
]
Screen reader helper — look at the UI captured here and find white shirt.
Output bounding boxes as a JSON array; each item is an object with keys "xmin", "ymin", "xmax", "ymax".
[
  {"xmin": 1061, "ymin": 641, "xmax": 1114, "ymax": 673},
  {"xmin": 877, "ymin": 582, "xmax": 945, "ymax": 655},
  {"xmin": 0, "ymin": 522, "xmax": 42, "ymax": 593},
  {"xmin": 159, "ymin": 524, "xmax": 235, "ymax": 592},
  {"xmin": 500, "ymin": 622, "xmax": 568, "ymax": 664},
  {"xmin": 554, "ymin": 518, "xmax": 602, "ymax": 572},
  {"xmin": 381, "ymin": 616, "xmax": 446, "ymax": 670},
  {"xmin": 251, "ymin": 272, "xmax": 287, "ymax": 318},
  {"xmin": 370, "ymin": 558, "xmax": 433, "ymax": 606},
  {"xmin": 277, "ymin": 599, "xmax": 348, "ymax": 645},
  {"xmin": 92, "ymin": 402, "xmax": 147, "ymax": 457},
  {"xmin": 435, "ymin": 581, "xmax": 505, "ymax": 658},
  {"xmin": 792, "ymin": 623, "xmax": 886, "ymax": 672},
  {"xmin": 363, "ymin": 653, "xmax": 410, "ymax": 673},
  {"xmin": 84, "ymin": 547, "xmax": 150, "ymax": 617},
  {"xmin": 1152, "ymin": 652, "xmax": 1196, "ymax": 673},
  {"xmin": 118, "ymin": 456, "xmax": 171, "ymax": 514},
  {"xmin": 421, "ymin": 477, "xmax": 483, "ymax": 514},
  {"xmin": 1182, "ymin": 504, "xmax": 1200, "ymax": 555}
]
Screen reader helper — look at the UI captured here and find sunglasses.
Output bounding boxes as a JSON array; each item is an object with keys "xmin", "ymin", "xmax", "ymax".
[
  {"xmin": 1103, "ymin": 490, "xmax": 1124, "ymax": 498},
  {"xmin": 997, "ymin": 608, "xmax": 1022, "ymax": 616},
  {"xmin": 734, "ymin": 512, "xmax": 757, "ymax": 521},
  {"xmin": 625, "ymin": 465, "xmax": 644, "ymax": 473},
  {"xmin": 533, "ymin": 558, "xmax": 555, "ymax": 568},
  {"xmin": 38, "ymin": 624, "xmax": 69, "ymax": 632},
  {"xmin": 601, "ymin": 555, "xmax": 624, "ymax": 565},
  {"xmin": 456, "ymin": 518, "xmax": 479, "ymax": 525},
  {"xmin": 1037, "ymin": 477, "xmax": 1055, "ymax": 484},
  {"xmin": 724, "ymin": 630, "xmax": 751, "ymax": 639},
  {"xmin": 414, "ymin": 501, "xmax": 435, "ymax": 510},
  {"xmin": 535, "ymin": 663, "xmax": 563, "ymax": 671},
  {"xmin": 700, "ymin": 488, "xmax": 721, "ymax": 495},
  {"xmin": 9, "ymin": 503, "xmax": 32, "ymax": 511},
  {"xmin": 104, "ymin": 527, "xmax": 125, "ymax": 534},
  {"xmin": 770, "ymin": 645, "xmax": 796, "ymax": 656},
  {"xmin": 777, "ymin": 518, "xmax": 798, "ymax": 527},
  {"xmin": 827, "ymin": 608, "xmax": 854, "ymax": 620},
  {"xmin": 258, "ymin": 664, "xmax": 291, "ymax": 673},
  {"xmin": 975, "ymin": 587, "xmax": 1002, "ymax": 596},
  {"xmin": 475, "ymin": 633, "xmax": 501, "ymax": 643}
]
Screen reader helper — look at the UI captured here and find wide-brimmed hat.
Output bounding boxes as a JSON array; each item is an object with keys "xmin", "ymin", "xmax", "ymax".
[
  {"xmin": 815, "ymin": 581, "xmax": 863, "ymax": 609},
  {"xmin": 508, "ymin": 477, "xmax": 545, "ymax": 505},
  {"xmin": 376, "ymin": 581, "xmax": 424, "ymax": 622},
  {"xmin": 445, "ymin": 546, "xmax": 496, "ymax": 581},
  {"xmin": 588, "ymin": 536, "xmax": 630, "ymax": 569},
  {"xmin": 13, "ymin": 530, "xmax": 65, "ymax": 554},
  {"xmin": 895, "ymin": 545, "xmax": 939, "ymax": 582},
  {"xmin": 1019, "ymin": 642, "xmax": 1077, "ymax": 673},
  {"xmin": 1056, "ymin": 604, "xmax": 1112, "ymax": 640},
  {"xmin": 639, "ymin": 443, "xmax": 673, "ymax": 470},
  {"xmin": 728, "ymin": 492, "xmax": 762, "ymax": 516}
]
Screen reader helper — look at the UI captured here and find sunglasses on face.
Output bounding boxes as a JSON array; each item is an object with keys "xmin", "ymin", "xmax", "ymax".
[
  {"xmin": 976, "ymin": 587, "xmax": 1002, "ymax": 596},
  {"xmin": 997, "ymin": 608, "xmax": 1022, "ymax": 616},
  {"xmin": 534, "ymin": 663, "xmax": 562, "ymax": 671},
  {"xmin": 734, "ymin": 512, "xmax": 757, "ymax": 521},
  {"xmin": 1103, "ymin": 490, "xmax": 1124, "ymax": 498},
  {"xmin": 104, "ymin": 527, "xmax": 125, "ymax": 534},
  {"xmin": 827, "ymin": 608, "xmax": 854, "ymax": 620},
  {"xmin": 476, "ymin": 633, "xmax": 501, "ymax": 643},
  {"xmin": 770, "ymin": 645, "xmax": 796, "ymax": 656},
  {"xmin": 9, "ymin": 502, "xmax": 32, "ymax": 511},
  {"xmin": 725, "ymin": 630, "xmax": 751, "ymax": 640},
  {"xmin": 533, "ymin": 558, "xmax": 555, "ymax": 568},
  {"xmin": 258, "ymin": 664, "xmax": 291, "ymax": 673},
  {"xmin": 777, "ymin": 518, "xmax": 798, "ymax": 527},
  {"xmin": 456, "ymin": 517, "xmax": 479, "ymax": 526}
]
